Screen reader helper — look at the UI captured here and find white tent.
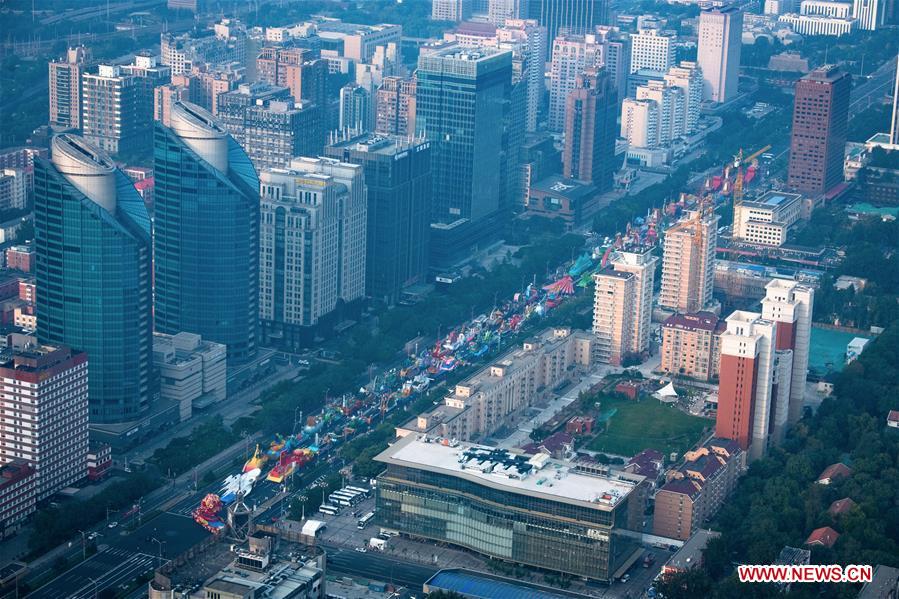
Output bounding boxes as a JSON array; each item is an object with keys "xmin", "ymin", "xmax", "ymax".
[
  {"xmin": 302, "ymin": 520, "xmax": 326, "ymax": 537},
  {"xmin": 654, "ymin": 382, "xmax": 678, "ymax": 403}
]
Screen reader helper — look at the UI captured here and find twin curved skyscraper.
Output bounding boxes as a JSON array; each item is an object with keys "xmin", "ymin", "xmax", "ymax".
[{"xmin": 34, "ymin": 101, "xmax": 259, "ymax": 428}]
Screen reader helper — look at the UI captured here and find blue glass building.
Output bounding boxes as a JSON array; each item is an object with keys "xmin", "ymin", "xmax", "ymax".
[
  {"xmin": 153, "ymin": 101, "xmax": 259, "ymax": 364},
  {"xmin": 34, "ymin": 134, "xmax": 153, "ymax": 423}
]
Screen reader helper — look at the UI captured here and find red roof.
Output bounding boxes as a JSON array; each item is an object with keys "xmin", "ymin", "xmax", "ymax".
[
  {"xmin": 133, "ymin": 176, "xmax": 154, "ymax": 191},
  {"xmin": 828, "ymin": 498, "xmax": 856, "ymax": 517},
  {"xmin": 888, "ymin": 410, "xmax": 899, "ymax": 424},
  {"xmin": 805, "ymin": 526, "xmax": 839, "ymax": 548},
  {"xmin": 817, "ymin": 463, "xmax": 852, "ymax": 483}
]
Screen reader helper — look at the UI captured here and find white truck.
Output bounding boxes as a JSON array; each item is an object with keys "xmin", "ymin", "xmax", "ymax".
[{"xmin": 368, "ymin": 537, "xmax": 388, "ymax": 551}]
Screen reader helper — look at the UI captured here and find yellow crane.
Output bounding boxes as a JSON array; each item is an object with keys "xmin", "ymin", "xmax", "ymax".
[{"xmin": 732, "ymin": 145, "xmax": 772, "ymax": 205}]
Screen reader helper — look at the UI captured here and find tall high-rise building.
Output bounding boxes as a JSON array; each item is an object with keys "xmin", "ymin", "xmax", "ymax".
[
  {"xmin": 81, "ymin": 65, "xmax": 143, "ymax": 155},
  {"xmin": 715, "ymin": 311, "xmax": 778, "ymax": 459},
  {"xmin": 634, "ymin": 79, "xmax": 685, "ymax": 147},
  {"xmin": 256, "ymin": 47, "xmax": 329, "ymax": 114},
  {"xmin": 761, "ymin": 280, "xmax": 814, "ymax": 428},
  {"xmin": 853, "ymin": 0, "xmax": 885, "ymax": 29},
  {"xmin": 154, "ymin": 101, "xmax": 259, "ymax": 364},
  {"xmin": 497, "ymin": 19, "xmax": 547, "ymax": 133},
  {"xmin": 488, "ymin": 0, "xmax": 528, "ymax": 24},
  {"xmin": 258, "ymin": 157, "xmax": 366, "ymax": 349},
  {"xmin": 217, "ymin": 82, "xmax": 292, "ymax": 136},
  {"xmin": 660, "ymin": 209, "xmax": 719, "ymax": 313},
  {"xmin": 620, "ymin": 98, "xmax": 658, "ymax": 148},
  {"xmin": 890, "ymin": 54, "xmax": 899, "ymax": 146},
  {"xmin": 697, "ymin": 7, "xmax": 743, "ymax": 103},
  {"xmin": 548, "ymin": 33, "xmax": 603, "ymax": 132},
  {"xmin": 0, "ymin": 339, "xmax": 88, "ymax": 500},
  {"xmin": 592, "ymin": 247, "xmax": 657, "ymax": 364},
  {"xmin": 787, "ymin": 65, "xmax": 851, "ymax": 195},
  {"xmin": 664, "ymin": 61, "xmax": 703, "ymax": 134},
  {"xmin": 629, "ymin": 29, "xmax": 675, "ymax": 74},
  {"xmin": 432, "ymin": 0, "xmax": 473, "ymax": 21},
  {"xmin": 376, "ymin": 76, "xmax": 417, "ymax": 137},
  {"xmin": 34, "ymin": 135, "xmax": 153, "ymax": 424},
  {"xmin": 529, "ymin": 0, "xmax": 609, "ymax": 57},
  {"xmin": 326, "ymin": 134, "xmax": 432, "ymax": 305},
  {"xmin": 243, "ymin": 99, "xmax": 323, "ymax": 171},
  {"xmin": 48, "ymin": 46, "xmax": 91, "ymax": 131},
  {"xmin": 416, "ymin": 46, "xmax": 513, "ymax": 230},
  {"xmin": 563, "ymin": 69, "xmax": 617, "ymax": 191},
  {"xmin": 339, "ymin": 84, "xmax": 371, "ymax": 132},
  {"xmin": 593, "ymin": 26, "xmax": 632, "ymax": 105}
]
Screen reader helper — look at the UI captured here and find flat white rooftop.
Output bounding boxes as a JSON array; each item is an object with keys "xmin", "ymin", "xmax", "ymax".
[{"xmin": 379, "ymin": 436, "xmax": 643, "ymax": 510}]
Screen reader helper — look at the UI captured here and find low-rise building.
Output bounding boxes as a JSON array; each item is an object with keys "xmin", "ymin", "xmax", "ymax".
[
  {"xmin": 396, "ymin": 328, "xmax": 595, "ymax": 442},
  {"xmin": 375, "ymin": 435, "xmax": 647, "ymax": 582},
  {"xmin": 732, "ymin": 191, "xmax": 803, "ymax": 246},
  {"xmin": 662, "ymin": 529, "xmax": 721, "ymax": 576},
  {"xmin": 660, "ymin": 311, "xmax": 725, "ymax": 382},
  {"xmin": 0, "ymin": 460, "xmax": 36, "ymax": 538},
  {"xmin": 652, "ymin": 439, "xmax": 744, "ymax": 541},
  {"xmin": 526, "ymin": 176, "xmax": 598, "ymax": 229},
  {"xmin": 816, "ymin": 462, "xmax": 851, "ymax": 485},
  {"xmin": 4, "ymin": 246, "xmax": 33, "ymax": 273},
  {"xmin": 153, "ymin": 332, "xmax": 227, "ymax": 422},
  {"xmin": 804, "ymin": 526, "xmax": 839, "ymax": 548},
  {"xmin": 86, "ymin": 443, "xmax": 112, "ymax": 482}
]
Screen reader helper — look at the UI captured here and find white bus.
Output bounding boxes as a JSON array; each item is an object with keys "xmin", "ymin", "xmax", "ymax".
[
  {"xmin": 318, "ymin": 504, "xmax": 339, "ymax": 515},
  {"xmin": 345, "ymin": 486, "xmax": 370, "ymax": 498},
  {"xmin": 357, "ymin": 511, "xmax": 376, "ymax": 529},
  {"xmin": 329, "ymin": 491, "xmax": 355, "ymax": 503}
]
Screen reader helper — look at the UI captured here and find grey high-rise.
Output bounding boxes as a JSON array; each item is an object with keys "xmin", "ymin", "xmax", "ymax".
[
  {"xmin": 529, "ymin": 0, "xmax": 609, "ymax": 57},
  {"xmin": 416, "ymin": 47, "xmax": 512, "ymax": 237},
  {"xmin": 154, "ymin": 101, "xmax": 259, "ymax": 364},
  {"xmin": 326, "ymin": 133, "xmax": 432, "ymax": 305}
]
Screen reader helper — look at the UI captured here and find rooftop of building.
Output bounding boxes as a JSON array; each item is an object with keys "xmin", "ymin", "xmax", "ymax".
[
  {"xmin": 776, "ymin": 546, "xmax": 811, "ymax": 566},
  {"xmin": 453, "ymin": 21, "xmax": 499, "ymax": 36},
  {"xmin": 658, "ymin": 477, "xmax": 701, "ymax": 499},
  {"xmin": 817, "ymin": 462, "xmax": 852, "ymax": 482},
  {"xmin": 741, "ymin": 190, "xmax": 802, "ymax": 210},
  {"xmin": 805, "ymin": 526, "xmax": 839, "ymax": 548},
  {"xmin": 530, "ymin": 176, "xmax": 597, "ymax": 201},
  {"xmin": 593, "ymin": 267, "xmax": 635, "ymax": 281},
  {"xmin": 0, "ymin": 459, "xmax": 34, "ymax": 486},
  {"xmin": 858, "ymin": 565, "xmax": 899, "ymax": 599},
  {"xmin": 662, "ymin": 311, "xmax": 725, "ymax": 333},
  {"xmin": 802, "ymin": 64, "xmax": 848, "ymax": 82},
  {"xmin": 376, "ymin": 435, "xmax": 644, "ymax": 510},
  {"xmin": 425, "ymin": 568, "xmax": 589, "ymax": 599},
  {"xmin": 0, "ymin": 341, "xmax": 79, "ymax": 374},
  {"xmin": 666, "ymin": 530, "xmax": 720, "ymax": 571},
  {"xmin": 828, "ymin": 497, "xmax": 857, "ymax": 516},
  {"xmin": 326, "ymin": 132, "xmax": 428, "ymax": 155}
]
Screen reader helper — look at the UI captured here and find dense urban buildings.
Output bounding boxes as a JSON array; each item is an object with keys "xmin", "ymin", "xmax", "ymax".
[
  {"xmin": 653, "ymin": 439, "xmax": 744, "ymax": 541},
  {"xmin": 787, "ymin": 65, "xmax": 851, "ymax": 195},
  {"xmin": 592, "ymin": 247, "xmax": 657, "ymax": 364},
  {"xmin": 153, "ymin": 101, "xmax": 259, "ymax": 364},
  {"xmin": 375, "ymin": 434, "xmax": 645, "ymax": 581},
  {"xmin": 325, "ymin": 134, "xmax": 431, "ymax": 305},
  {"xmin": 548, "ymin": 33, "xmax": 602, "ymax": 132},
  {"xmin": 0, "ymin": 460, "xmax": 37, "ymax": 538},
  {"xmin": 258, "ymin": 157, "xmax": 366, "ymax": 349},
  {"xmin": 416, "ymin": 46, "xmax": 513, "ymax": 260},
  {"xmin": 48, "ymin": 46, "xmax": 91, "ymax": 131},
  {"xmin": 660, "ymin": 312, "xmax": 725, "ymax": 381},
  {"xmin": 663, "ymin": 62, "xmax": 704, "ymax": 135},
  {"xmin": 660, "ymin": 209, "xmax": 719, "ymax": 313},
  {"xmin": 81, "ymin": 65, "xmax": 145, "ymax": 156},
  {"xmin": 34, "ymin": 134, "xmax": 153, "ymax": 426},
  {"xmin": 696, "ymin": 7, "xmax": 743, "ymax": 103},
  {"xmin": 0, "ymin": 339, "xmax": 88, "ymax": 500},
  {"xmin": 432, "ymin": 0, "xmax": 473, "ymax": 21},
  {"xmin": 242, "ymin": 99, "xmax": 323, "ymax": 171},
  {"xmin": 526, "ymin": 175, "xmax": 598, "ymax": 228},
  {"xmin": 562, "ymin": 70, "xmax": 617, "ymax": 191}
]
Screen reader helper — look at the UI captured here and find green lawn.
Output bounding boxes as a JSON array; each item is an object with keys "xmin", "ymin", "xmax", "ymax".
[{"xmin": 585, "ymin": 397, "xmax": 710, "ymax": 458}]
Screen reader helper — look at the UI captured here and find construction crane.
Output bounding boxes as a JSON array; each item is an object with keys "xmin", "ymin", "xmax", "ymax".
[
  {"xmin": 732, "ymin": 145, "xmax": 772, "ymax": 205},
  {"xmin": 730, "ymin": 145, "xmax": 772, "ymax": 242}
]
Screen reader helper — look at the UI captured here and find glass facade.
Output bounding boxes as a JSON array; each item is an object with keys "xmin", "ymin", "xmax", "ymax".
[
  {"xmin": 34, "ymin": 157, "xmax": 153, "ymax": 424},
  {"xmin": 415, "ymin": 49, "xmax": 512, "ymax": 225},
  {"xmin": 376, "ymin": 464, "xmax": 640, "ymax": 581},
  {"xmin": 153, "ymin": 123, "xmax": 259, "ymax": 364}
]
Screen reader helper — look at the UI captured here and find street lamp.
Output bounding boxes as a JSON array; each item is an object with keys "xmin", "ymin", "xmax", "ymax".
[{"xmin": 76, "ymin": 530, "xmax": 87, "ymax": 559}]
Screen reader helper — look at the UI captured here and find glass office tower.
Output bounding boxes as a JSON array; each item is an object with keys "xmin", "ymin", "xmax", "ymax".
[
  {"xmin": 153, "ymin": 101, "xmax": 259, "ymax": 363},
  {"xmin": 34, "ymin": 134, "xmax": 153, "ymax": 423}
]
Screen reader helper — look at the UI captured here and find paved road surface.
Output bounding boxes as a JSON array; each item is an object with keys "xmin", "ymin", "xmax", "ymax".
[{"xmin": 326, "ymin": 547, "xmax": 438, "ymax": 588}]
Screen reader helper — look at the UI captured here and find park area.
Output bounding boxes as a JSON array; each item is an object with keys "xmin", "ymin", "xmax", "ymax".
[{"xmin": 585, "ymin": 396, "xmax": 709, "ymax": 458}]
